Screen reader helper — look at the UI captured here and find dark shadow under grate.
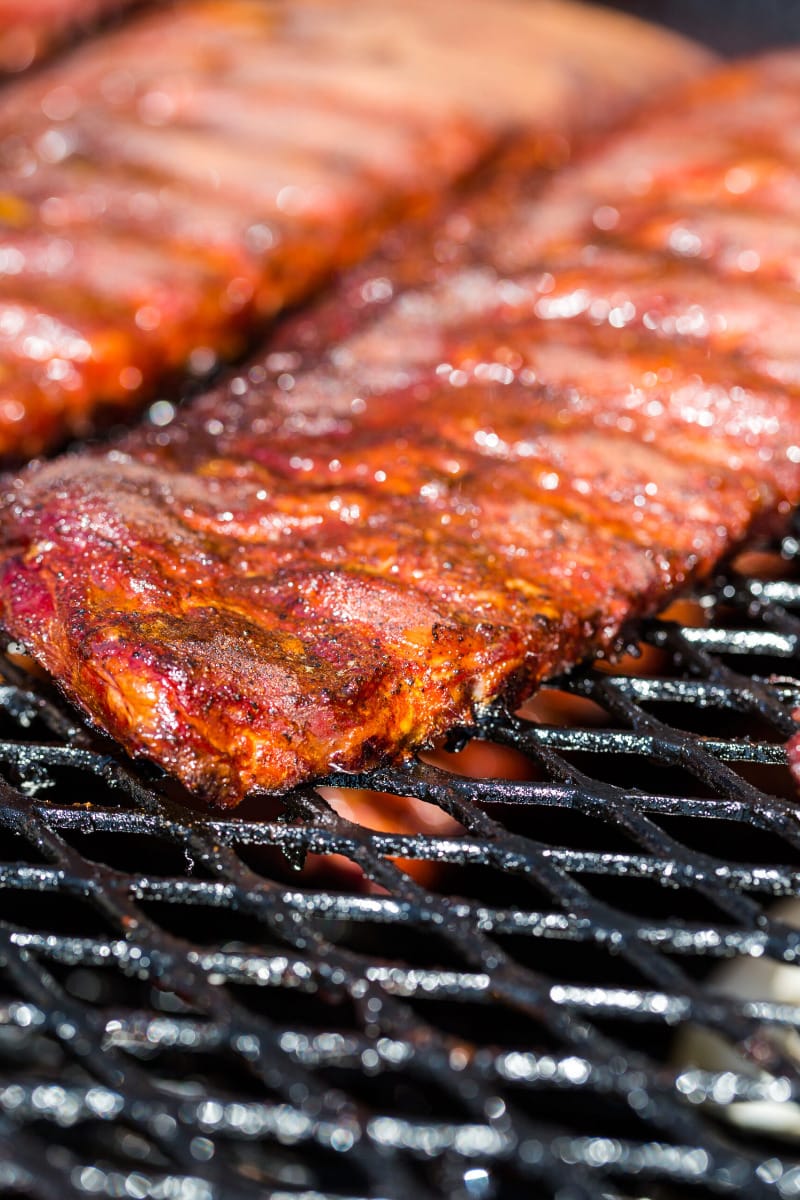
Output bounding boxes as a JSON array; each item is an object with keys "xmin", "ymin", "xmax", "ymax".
[{"xmin": 0, "ymin": 534, "xmax": 799, "ymax": 1199}]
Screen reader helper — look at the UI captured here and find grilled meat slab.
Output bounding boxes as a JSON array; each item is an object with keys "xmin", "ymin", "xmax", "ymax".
[
  {"xmin": 3, "ymin": 52, "xmax": 800, "ymax": 805},
  {"xmin": 0, "ymin": 0, "xmax": 704, "ymax": 460}
]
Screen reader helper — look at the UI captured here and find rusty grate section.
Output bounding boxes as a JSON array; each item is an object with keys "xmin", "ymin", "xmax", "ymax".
[{"xmin": 0, "ymin": 531, "xmax": 798, "ymax": 1199}]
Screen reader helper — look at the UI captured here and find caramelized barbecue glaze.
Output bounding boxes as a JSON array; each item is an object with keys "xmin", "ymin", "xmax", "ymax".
[
  {"xmin": 0, "ymin": 0, "xmax": 706, "ymax": 458},
  {"xmin": 4, "ymin": 53, "xmax": 800, "ymax": 805}
]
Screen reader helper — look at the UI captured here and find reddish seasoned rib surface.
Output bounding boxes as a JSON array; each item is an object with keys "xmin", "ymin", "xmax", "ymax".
[
  {"xmin": 3, "ymin": 52, "xmax": 800, "ymax": 806},
  {"xmin": 0, "ymin": 0, "xmax": 704, "ymax": 460},
  {"xmin": 0, "ymin": 0, "xmax": 129, "ymax": 74}
]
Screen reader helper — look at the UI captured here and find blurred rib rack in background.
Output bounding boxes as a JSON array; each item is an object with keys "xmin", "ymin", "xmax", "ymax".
[{"xmin": 0, "ymin": 0, "xmax": 705, "ymax": 459}]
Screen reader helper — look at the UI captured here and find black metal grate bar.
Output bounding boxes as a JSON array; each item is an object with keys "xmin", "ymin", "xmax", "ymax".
[{"xmin": 0, "ymin": 544, "xmax": 797, "ymax": 1198}]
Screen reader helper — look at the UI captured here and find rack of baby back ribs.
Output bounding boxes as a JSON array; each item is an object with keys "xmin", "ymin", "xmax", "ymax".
[{"xmin": 0, "ymin": 2, "xmax": 800, "ymax": 1199}]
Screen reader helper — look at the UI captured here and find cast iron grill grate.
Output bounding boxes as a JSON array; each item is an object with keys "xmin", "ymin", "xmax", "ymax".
[{"xmin": 0, "ymin": 532, "xmax": 799, "ymax": 1199}]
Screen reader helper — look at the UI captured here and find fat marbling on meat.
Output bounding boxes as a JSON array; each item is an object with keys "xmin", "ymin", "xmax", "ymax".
[{"xmin": 3, "ymin": 52, "xmax": 800, "ymax": 804}]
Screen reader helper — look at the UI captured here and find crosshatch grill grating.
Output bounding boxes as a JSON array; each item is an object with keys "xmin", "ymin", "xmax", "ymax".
[
  {"xmin": 0, "ymin": 526, "xmax": 795, "ymax": 1200},
  {"xmin": 0, "ymin": 0, "xmax": 797, "ymax": 1193}
]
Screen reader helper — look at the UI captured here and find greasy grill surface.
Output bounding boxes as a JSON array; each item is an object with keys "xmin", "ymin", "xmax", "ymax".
[{"xmin": 0, "ymin": 541, "xmax": 798, "ymax": 1198}]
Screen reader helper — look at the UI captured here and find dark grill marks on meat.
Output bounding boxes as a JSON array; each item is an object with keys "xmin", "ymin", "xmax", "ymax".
[
  {"xmin": 2, "ymin": 52, "xmax": 800, "ymax": 804},
  {"xmin": 0, "ymin": 0, "xmax": 706, "ymax": 460}
]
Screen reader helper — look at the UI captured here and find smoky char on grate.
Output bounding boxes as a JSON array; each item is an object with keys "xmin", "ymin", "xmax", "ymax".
[{"xmin": 1, "ymin": 50, "xmax": 800, "ymax": 803}]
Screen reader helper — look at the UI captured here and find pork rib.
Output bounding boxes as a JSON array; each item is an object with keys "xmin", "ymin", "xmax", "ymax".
[
  {"xmin": 0, "ymin": 0, "xmax": 706, "ymax": 461},
  {"xmin": 2, "ymin": 52, "xmax": 799, "ymax": 805}
]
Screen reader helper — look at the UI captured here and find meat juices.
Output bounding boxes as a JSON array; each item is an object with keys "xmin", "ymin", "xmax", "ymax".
[
  {"xmin": 2, "ymin": 49, "xmax": 799, "ymax": 804},
  {"xmin": 0, "ymin": 0, "xmax": 707, "ymax": 458}
]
